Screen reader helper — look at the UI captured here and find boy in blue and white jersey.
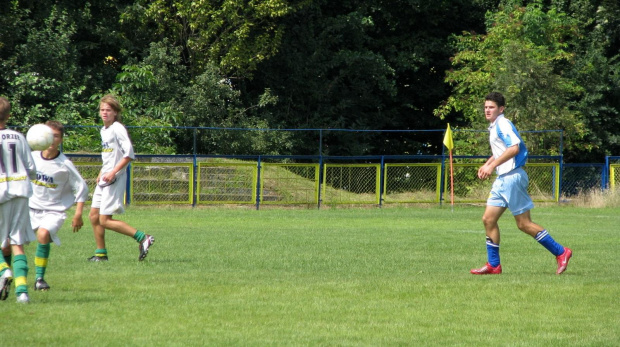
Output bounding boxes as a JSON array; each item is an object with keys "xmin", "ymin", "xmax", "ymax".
[
  {"xmin": 0, "ymin": 97, "xmax": 36, "ymax": 303},
  {"xmin": 488, "ymin": 112, "xmax": 528, "ymax": 177},
  {"xmin": 28, "ymin": 120, "xmax": 89, "ymax": 291},
  {"xmin": 471, "ymin": 92, "xmax": 572, "ymax": 275}
]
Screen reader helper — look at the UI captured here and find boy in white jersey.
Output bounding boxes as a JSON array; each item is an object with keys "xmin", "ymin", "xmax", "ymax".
[
  {"xmin": 28, "ymin": 120, "xmax": 89, "ymax": 290},
  {"xmin": 88, "ymin": 95, "xmax": 154, "ymax": 261},
  {"xmin": 0, "ymin": 97, "xmax": 36, "ymax": 303},
  {"xmin": 471, "ymin": 92, "xmax": 572, "ymax": 275}
]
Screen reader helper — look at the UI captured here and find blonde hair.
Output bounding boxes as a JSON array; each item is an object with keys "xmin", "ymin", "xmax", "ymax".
[{"xmin": 99, "ymin": 94, "xmax": 122, "ymax": 122}]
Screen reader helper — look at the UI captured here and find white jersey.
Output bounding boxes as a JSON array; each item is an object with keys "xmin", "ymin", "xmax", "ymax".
[
  {"xmin": 0, "ymin": 128, "xmax": 36, "ymax": 203},
  {"xmin": 29, "ymin": 151, "xmax": 89, "ymax": 212},
  {"xmin": 100, "ymin": 121, "xmax": 135, "ymax": 175},
  {"xmin": 488, "ymin": 114, "xmax": 528, "ymax": 176}
]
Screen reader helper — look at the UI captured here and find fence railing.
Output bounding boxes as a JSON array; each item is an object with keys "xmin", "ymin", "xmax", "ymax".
[
  {"xmin": 65, "ymin": 153, "xmax": 616, "ymax": 209},
  {"xmin": 37, "ymin": 125, "xmax": 563, "ymax": 158}
]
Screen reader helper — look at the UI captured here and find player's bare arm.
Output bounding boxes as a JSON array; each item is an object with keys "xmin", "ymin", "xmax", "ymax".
[
  {"xmin": 478, "ymin": 145, "xmax": 519, "ymax": 179},
  {"xmin": 72, "ymin": 202, "xmax": 85, "ymax": 233},
  {"xmin": 101, "ymin": 156, "xmax": 132, "ymax": 183}
]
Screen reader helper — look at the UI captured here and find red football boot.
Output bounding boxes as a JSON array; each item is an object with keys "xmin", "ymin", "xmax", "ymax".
[
  {"xmin": 556, "ymin": 247, "xmax": 572, "ymax": 274},
  {"xmin": 470, "ymin": 262, "xmax": 502, "ymax": 275}
]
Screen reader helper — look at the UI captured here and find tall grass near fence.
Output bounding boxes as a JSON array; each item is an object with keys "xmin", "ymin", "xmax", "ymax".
[
  {"xmin": 3, "ymin": 206, "xmax": 618, "ymax": 346},
  {"xmin": 565, "ymin": 188, "xmax": 620, "ymax": 208}
]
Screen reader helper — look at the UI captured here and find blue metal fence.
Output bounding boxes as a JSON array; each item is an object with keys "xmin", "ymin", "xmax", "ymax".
[{"xmin": 57, "ymin": 125, "xmax": 617, "ymax": 207}]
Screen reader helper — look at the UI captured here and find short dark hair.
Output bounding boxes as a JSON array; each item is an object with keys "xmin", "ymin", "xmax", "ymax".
[
  {"xmin": 46, "ymin": 120, "xmax": 64, "ymax": 137},
  {"xmin": 485, "ymin": 92, "xmax": 505, "ymax": 107},
  {"xmin": 0, "ymin": 96, "xmax": 10, "ymax": 122}
]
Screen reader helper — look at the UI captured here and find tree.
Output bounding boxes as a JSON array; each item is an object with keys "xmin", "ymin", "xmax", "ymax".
[
  {"xmin": 1, "ymin": 5, "xmax": 79, "ymax": 125},
  {"xmin": 0, "ymin": 1, "xmax": 142, "ymax": 127},
  {"xmin": 435, "ymin": 2, "xmax": 589, "ymax": 157},
  {"xmin": 97, "ymin": 39, "xmax": 289, "ymax": 155},
  {"xmin": 555, "ymin": 0, "xmax": 620, "ymax": 160},
  {"xmin": 130, "ymin": 0, "xmax": 301, "ymax": 79},
  {"xmin": 242, "ymin": 0, "xmax": 489, "ymax": 156}
]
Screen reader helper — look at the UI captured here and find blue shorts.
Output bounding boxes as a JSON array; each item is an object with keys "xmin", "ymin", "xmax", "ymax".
[{"xmin": 486, "ymin": 167, "xmax": 534, "ymax": 216}]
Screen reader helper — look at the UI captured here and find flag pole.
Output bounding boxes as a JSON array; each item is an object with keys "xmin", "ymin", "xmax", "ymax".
[
  {"xmin": 449, "ymin": 147, "xmax": 454, "ymax": 211},
  {"xmin": 443, "ymin": 124, "xmax": 455, "ymax": 211}
]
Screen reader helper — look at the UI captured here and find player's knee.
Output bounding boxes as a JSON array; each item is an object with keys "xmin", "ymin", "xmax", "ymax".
[
  {"xmin": 516, "ymin": 220, "xmax": 533, "ymax": 233},
  {"xmin": 36, "ymin": 229, "xmax": 51, "ymax": 243},
  {"xmin": 482, "ymin": 214, "xmax": 495, "ymax": 227},
  {"xmin": 99, "ymin": 216, "xmax": 113, "ymax": 228},
  {"xmin": 88, "ymin": 211, "xmax": 99, "ymax": 224}
]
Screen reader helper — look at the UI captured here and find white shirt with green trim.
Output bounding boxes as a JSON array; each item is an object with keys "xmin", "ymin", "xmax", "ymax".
[{"xmin": 29, "ymin": 151, "xmax": 89, "ymax": 212}]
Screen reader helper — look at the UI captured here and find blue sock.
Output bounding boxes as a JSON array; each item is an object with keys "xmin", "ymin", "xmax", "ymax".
[
  {"xmin": 486, "ymin": 237, "xmax": 500, "ymax": 267},
  {"xmin": 535, "ymin": 230, "xmax": 564, "ymax": 256}
]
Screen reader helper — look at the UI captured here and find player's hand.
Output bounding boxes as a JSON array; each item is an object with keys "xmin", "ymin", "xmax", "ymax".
[
  {"xmin": 72, "ymin": 217, "xmax": 84, "ymax": 233},
  {"xmin": 101, "ymin": 171, "xmax": 116, "ymax": 183},
  {"xmin": 478, "ymin": 165, "xmax": 493, "ymax": 180}
]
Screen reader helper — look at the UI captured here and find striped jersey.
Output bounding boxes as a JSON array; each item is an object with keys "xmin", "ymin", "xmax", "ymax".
[
  {"xmin": 29, "ymin": 151, "xmax": 89, "ymax": 212},
  {"xmin": 0, "ymin": 128, "xmax": 36, "ymax": 203},
  {"xmin": 100, "ymin": 121, "xmax": 135, "ymax": 175},
  {"xmin": 488, "ymin": 114, "xmax": 528, "ymax": 176}
]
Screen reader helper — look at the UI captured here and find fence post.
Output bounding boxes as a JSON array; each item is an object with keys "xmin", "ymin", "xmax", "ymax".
[
  {"xmin": 125, "ymin": 162, "xmax": 132, "ymax": 205},
  {"xmin": 556, "ymin": 160, "xmax": 559, "ymax": 201},
  {"xmin": 379, "ymin": 156, "xmax": 385, "ymax": 207},
  {"xmin": 318, "ymin": 130, "xmax": 323, "ymax": 210},
  {"xmin": 439, "ymin": 153, "xmax": 446, "ymax": 207},
  {"xmin": 604, "ymin": 156, "xmax": 610, "ymax": 189},
  {"xmin": 319, "ymin": 129, "xmax": 323, "ymax": 157},
  {"xmin": 256, "ymin": 156, "xmax": 262, "ymax": 210},
  {"xmin": 192, "ymin": 154, "xmax": 197, "ymax": 207},
  {"xmin": 192, "ymin": 128, "xmax": 198, "ymax": 207}
]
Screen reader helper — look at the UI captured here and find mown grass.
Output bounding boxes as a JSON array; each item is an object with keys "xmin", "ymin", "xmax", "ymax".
[{"xmin": 3, "ymin": 205, "xmax": 619, "ymax": 346}]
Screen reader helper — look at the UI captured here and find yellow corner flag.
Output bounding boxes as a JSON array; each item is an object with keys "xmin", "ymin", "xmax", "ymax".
[{"xmin": 443, "ymin": 124, "xmax": 454, "ymax": 151}]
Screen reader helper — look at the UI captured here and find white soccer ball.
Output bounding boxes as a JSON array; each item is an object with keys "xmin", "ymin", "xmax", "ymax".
[{"xmin": 26, "ymin": 124, "xmax": 54, "ymax": 151}]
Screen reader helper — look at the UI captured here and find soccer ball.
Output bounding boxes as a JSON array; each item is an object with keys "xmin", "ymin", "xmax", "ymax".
[{"xmin": 26, "ymin": 124, "xmax": 54, "ymax": 151}]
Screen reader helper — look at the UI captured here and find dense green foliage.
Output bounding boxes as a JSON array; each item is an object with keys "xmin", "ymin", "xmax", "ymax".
[
  {"xmin": 0, "ymin": 0, "xmax": 618, "ymax": 160},
  {"xmin": 436, "ymin": 0, "xmax": 620, "ymax": 160}
]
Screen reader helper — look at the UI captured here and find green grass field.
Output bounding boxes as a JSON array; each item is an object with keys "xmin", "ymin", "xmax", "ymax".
[{"xmin": 3, "ymin": 205, "xmax": 619, "ymax": 346}]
